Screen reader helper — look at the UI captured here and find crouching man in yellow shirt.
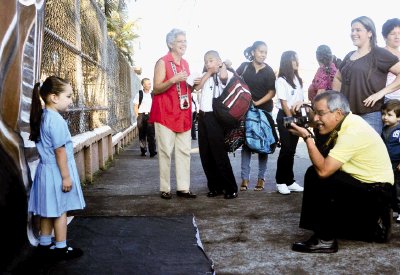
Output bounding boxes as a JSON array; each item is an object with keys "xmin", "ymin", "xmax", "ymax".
[{"xmin": 289, "ymin": 90, "xmax": 394, "ymax": 253}]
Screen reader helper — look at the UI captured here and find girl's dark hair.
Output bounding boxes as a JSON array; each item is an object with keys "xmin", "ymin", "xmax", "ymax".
[
  {"xmin": 278, "ymin": 51, "xmax": 303, "ymax": 89},
  {"xmin": 382, "ymin": 18, "xmax": 400, "ymax": 38},
  {"xmin": 29, "ymin": 76, "xmax": 70, "ymax": 142},
  {"xmin": 243, "ymin": 41, "xmax": 266, "ymax": 61},
  {"xmin": 382, "ymin": 99, "xmax": 400, "ymax": 117},
  {"xmin": 316, "ymin": 45, "xmax": 332, "ymax": 67},
  {"xmin": 316, "ymin": 45, "xmax": 333, "ymax": 76},
  {"xmin": 351, "ymin": 16, "xmax": 377, "ymax": 48}
]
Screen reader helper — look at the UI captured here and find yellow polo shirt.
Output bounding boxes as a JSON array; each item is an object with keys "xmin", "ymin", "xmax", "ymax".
[{"xmin": 329, "ymin": 113, "xmax": 394, "ymax": 184}]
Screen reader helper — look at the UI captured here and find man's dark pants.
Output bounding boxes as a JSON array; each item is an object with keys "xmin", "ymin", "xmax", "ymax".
[
  {"xmin": 300, "ymin": 166, "xmax": 393, "ymax": 242},
  {"xmin": 137, "ymin": 113, "xmax": 156, "ymax": 155}
]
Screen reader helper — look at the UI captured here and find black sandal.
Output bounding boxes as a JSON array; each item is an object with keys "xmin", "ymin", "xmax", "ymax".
[{"xmin": 160, "ymin": 192, "xmax": 172, "ymax": 199}]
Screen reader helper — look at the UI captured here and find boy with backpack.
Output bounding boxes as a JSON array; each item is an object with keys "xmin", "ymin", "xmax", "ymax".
[{"xmin": 195, "ymin": 50, "xmax": 238, "ymax": 199}]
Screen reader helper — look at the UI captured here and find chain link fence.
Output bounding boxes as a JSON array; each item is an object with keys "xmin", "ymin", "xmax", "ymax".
[{"xmin": 41, "ymin": 0, "xmax": 137, "ymax": 136}]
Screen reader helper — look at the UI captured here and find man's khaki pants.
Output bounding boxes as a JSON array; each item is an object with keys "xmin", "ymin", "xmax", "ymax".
[{"xmin": 154, "ymin": 123, "xmax": 191, "ymax": 193}]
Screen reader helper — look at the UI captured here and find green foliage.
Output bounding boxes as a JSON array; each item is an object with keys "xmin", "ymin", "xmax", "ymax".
[{"xmin": 99, "ymin": 0, "xmax": 139, "ymax": 65}]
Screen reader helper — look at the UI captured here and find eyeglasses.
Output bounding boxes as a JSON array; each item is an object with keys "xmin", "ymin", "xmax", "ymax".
[
  {"xmin": 314, "ymin": 110, "xmax": 332, "ymax": 117},
  {"xmin": 175, "ymin": 39, "xmax": 187, "ymax": 44}
]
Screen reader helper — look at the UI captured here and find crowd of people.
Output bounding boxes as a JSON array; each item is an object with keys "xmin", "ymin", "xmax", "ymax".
[
  {"xmin": 144, "ymin": 16, "xmax": 400, "ymax": 254},
  {"xmin": 29, "ymin": 15, "xmax": 400, "ymax": 262}
]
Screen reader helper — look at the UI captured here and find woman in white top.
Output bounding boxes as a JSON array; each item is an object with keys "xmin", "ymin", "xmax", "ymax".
[
  {"xmin": 382, "ymin": 18, "xmax": 400, "ymax": 102},
  {"xmin": 194, "ymin": 50, "xmax": 238, "ymax": 199},
  {"xmin": 275, "ymin": 51, "xmax": 305, "ymax": 195}
]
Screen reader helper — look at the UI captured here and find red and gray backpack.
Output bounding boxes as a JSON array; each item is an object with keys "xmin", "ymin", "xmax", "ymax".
[{"xmin": 212, "ymin": 66, "xmax": 252, "ymax": 129}]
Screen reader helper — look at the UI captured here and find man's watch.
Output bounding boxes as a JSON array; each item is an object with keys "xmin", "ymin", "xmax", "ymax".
[{"xmin": 303, "ymin": 134, "xmax": 313, "ymax": 141}]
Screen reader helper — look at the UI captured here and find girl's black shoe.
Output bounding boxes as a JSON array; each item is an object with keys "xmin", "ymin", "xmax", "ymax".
[
  {"xmin": 53, "ymin": 246, "xmax": 83, "ymax": 261},
  {"xmin": 36, "ymin": 243, "xmax": 55, "ymax": 259}
]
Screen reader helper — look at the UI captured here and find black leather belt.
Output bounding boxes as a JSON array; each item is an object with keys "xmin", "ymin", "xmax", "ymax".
[
  {"xmin": 139, "ymin": 112, "xmax": 149, "ymax": 115},
  {"xmin": 199, "ymin": 110, "xmax": 211, "ymax": 116}
]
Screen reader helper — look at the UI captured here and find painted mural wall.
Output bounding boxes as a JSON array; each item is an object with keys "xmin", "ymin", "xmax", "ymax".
[{"xmin": 0, "ymin": 0, "xmax": 44, "ymax": 270}]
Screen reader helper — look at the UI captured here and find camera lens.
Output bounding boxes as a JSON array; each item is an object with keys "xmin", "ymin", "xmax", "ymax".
[{"xmin": 283, "ymin": 117, "xmax": 295, "ymax": 128}]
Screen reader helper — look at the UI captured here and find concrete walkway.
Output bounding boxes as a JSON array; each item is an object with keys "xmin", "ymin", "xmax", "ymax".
[{"xmin": 80, "ymin": 138, "xmax": 400, "ymax": 275}]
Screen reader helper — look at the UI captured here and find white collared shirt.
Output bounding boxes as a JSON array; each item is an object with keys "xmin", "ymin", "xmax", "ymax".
[
  {"xmin": 199, "ymin": 73, "xmax": 230, "ymax": 112},
  {"xmin": 275, "ymin": 77, "xmax": 304, "ymax": 109}
]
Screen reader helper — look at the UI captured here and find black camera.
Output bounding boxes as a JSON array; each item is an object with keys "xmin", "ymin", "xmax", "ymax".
[{"xmin": 283, "ymin": 104, "xmax": 313, "ymax": 128}]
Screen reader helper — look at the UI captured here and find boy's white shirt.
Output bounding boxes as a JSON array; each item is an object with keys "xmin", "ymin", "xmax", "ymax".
[{"xmin": 199, "ymin": 72, "xmax": 232, "ymax": 112}]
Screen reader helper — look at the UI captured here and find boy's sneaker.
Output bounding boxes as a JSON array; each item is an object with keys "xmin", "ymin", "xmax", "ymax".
[
  {"xmin": 53, "ymin": 246, "xmax": 83, "ymax": 261},
  {"xmin": 288, "ymin": 182, "xmax": 304, "ymax": 192},
  {"xmin": 276, "ymin": 184, "xmax": 291, "ymax": 195}
]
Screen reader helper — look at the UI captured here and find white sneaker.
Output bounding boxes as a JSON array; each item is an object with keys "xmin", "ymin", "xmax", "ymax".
[
  {"xmin": 288, "ymin": 182, "xmax": 304, "ymax": 192},
  {"xmin": 276, "ymin": 184, "xmax": 291, "ymax": 195},
  {"xmin": 396, "ymin": 216, "xmax": 400, "ymax": 224}
]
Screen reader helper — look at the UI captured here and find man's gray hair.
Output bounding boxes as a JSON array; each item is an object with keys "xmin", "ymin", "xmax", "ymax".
[
  {"xmin": 166, "ymin": 28, "xmax": 186, "ymax": 50},
  {"xmin": 314, "ymin": 90, "xmax": 351, "ymax": 115}
]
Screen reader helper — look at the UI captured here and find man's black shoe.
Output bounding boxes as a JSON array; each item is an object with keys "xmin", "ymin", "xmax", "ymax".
[
  {"xmin": 141, "ymin": 152, "xmax": 146, "ymax": 157},
  {"xmin": 150, "ymin": 152, "xmax": 157, "ymax": 158},
  {"xmin": 374, "ymin": 209, "xmax": 392, "ymax": 243},
  {"xmin": 292, "ymin": 235, "xmax": 338, "ymax": 253},
  {"xmin": 176, "ymin": 191, "xmax": 197, "ymax": 198},
  {"xmin": 207, "ymin": 191, "xmax": 223, "ymax": 197},
  {"xmin": 224, "ymin": 192, "xmax": 238, "ymax": 199}
]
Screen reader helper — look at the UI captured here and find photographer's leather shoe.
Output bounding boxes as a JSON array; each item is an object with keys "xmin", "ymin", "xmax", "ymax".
[
  {"xmin": 292, "ymin": 235, "xmax": 338, "ymax": 253},
  {"xmin": 374, "ymin": 209, "xmax": 392, "ymax": 243}
]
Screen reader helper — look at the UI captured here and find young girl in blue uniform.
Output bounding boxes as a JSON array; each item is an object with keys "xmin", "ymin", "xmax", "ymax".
[{"xmin": 28, "ymin": 76, "xmax": 85, "ymax": 260}]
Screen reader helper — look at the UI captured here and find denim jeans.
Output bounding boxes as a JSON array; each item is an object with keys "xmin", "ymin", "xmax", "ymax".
[
  {"xmin": 360, "ymin": 111, "xmax": 382, "ymax": 134},
  {"xmin": 240, "ymin": 145, "xmax": 268, "ymax": 180}
]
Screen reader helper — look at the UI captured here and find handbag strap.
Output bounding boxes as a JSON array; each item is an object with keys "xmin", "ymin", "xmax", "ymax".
[
  {"xmin": 170, "ymin": 62, "xmax": 189, "ymax": 98},
  {"xmin": 226, "ymin": 63, "xmax": 249, "ymax": 79},
  {"xmin": 212, "ymin": 74, "xmax": 219, "ymax": 98},
  {"xmin": 213, "ymin": 63, "xmax": 249, "ymax": 98}
]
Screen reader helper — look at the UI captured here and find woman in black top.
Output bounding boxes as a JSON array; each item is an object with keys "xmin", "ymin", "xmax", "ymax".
[{"xmin": 236, "ymin": 41, "xmax": 277, "ymax": 191}]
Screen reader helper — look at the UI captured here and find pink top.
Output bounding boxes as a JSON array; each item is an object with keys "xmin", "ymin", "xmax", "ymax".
[
  {"xmin": 149, "ymin": 52, "xmax": 192, "ymax": 132},
  {"xmin": 385, "ymin": 52, "xmax": 400, "ymax": 101},
  {"xmin": 308, "ymin": 63, "xmax": 337, "ymax": 101}
]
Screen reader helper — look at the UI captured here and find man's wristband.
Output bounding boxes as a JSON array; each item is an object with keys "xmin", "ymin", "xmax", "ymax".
[{"xmin": 303, "ymin": 134, "xmax": 313, "ymax": 142}]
